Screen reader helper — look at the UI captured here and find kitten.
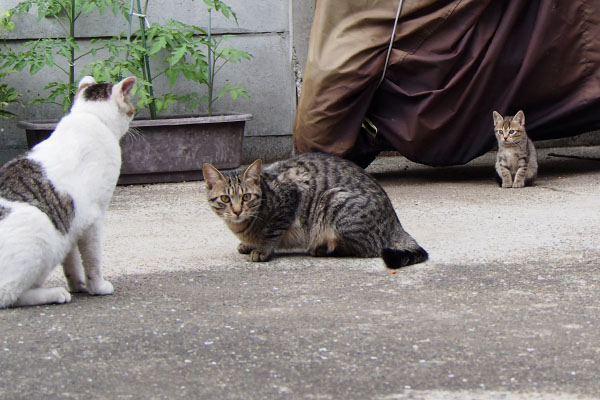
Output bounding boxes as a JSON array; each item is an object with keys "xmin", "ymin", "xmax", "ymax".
[
  {"xmin": 493, "ymin": 110, "xmax": 538, "ymax": 188},
  {"xmin": 0, "ymin": 75, "xmax": 136, "ymax": 308},
  {"xmin": 203, "ymin": 152, "xmax": 428, "ymax": 269}
]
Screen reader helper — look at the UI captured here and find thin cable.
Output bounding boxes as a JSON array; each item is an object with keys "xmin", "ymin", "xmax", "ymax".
[{"xmin": 377, "ymin": 0, "xmax": 404, "ymax": 87}]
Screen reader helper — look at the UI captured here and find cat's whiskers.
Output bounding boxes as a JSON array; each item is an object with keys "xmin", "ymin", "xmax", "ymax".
[
  {"xmin": 124, "ymin": 127, "xmax": 146, "ymax": 143},
  {"xmin": 245, "ymin": 212, "xmax": 265, "ymax": 223}
]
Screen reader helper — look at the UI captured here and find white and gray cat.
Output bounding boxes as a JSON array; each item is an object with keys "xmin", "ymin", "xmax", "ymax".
[
  {"xmin": 203, "ymin": 152, "xmax": 428, "ymax": 269},
  {"xmin": 0, "ymin": 75, "xmax": 136, "ymax": 308},
  {"xmin": 493, "ymin": 110, "xmax": 538, "ymax": 188}
]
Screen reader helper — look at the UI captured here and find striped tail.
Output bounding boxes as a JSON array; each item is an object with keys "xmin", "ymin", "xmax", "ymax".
[{"xmin": 381, "ymin": 228, "xmax": 428, "ymax": 269}]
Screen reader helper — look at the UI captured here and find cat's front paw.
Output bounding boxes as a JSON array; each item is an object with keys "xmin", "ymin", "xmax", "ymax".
[
  {"xmin": 512, "ymin": 180, "xmax": 525, "ymax": 188},
  {"xmin": 501, "ymin": 182, "xmax": 512, "ymax": 188},
  {"xmin": 87, "ymin": 279, "xmax": 114, "ymax": 296},
  {"xmin": 67, "ymin": 280, "xmax": 89, "ymax": 294},
  {"xmin": 237, "ymin": 243, "xmax": 254, "ymax": 254},
  {"xmin": 250, "ymin": 249, "xmax": 272, "ymax": 262}
]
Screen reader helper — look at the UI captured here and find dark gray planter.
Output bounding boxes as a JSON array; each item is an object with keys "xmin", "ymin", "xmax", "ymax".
[{"xmin": 17, "ymin": 113, "xmax": 252, "ymax": 185}]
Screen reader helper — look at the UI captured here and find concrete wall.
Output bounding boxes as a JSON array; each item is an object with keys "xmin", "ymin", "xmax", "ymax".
[{"xmin": 0, "ymin": 0, "xmax": 315, "ymax": 165}]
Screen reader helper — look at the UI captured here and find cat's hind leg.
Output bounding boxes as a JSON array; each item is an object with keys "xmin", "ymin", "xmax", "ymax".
[
  {"xmin": 16, "ymin": 267, "xmax": 73, "ymax": 307},
  {"xmin": 524, "ymin": 142, "xmax": 538, "ymax": 186},
  {"xmin": 0, "ymin": 207, "xmax": 67, "ymax": 308},
  {"xmin": 1, "ymin": 252, "xmax": 71, "ymax": 308},
  {"xmin": 308, "ymin": 226, "xmax": 339, "ymax": 257},
  {"xmin": 12, "ymin": 287, "xmax": 71, "ymax": 307},
  {"xmin": 308, "ymin": 188, "xmax": 345, "ymax": 257},
  {"xmin": 308, "ymin": 188, "xmax": 379, "ymax": 258}
]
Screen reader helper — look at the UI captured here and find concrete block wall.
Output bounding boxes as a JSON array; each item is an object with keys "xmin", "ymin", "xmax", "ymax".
[{"xmin": 0, "ymin": 0, "xmax": 315, "ymax": 165}]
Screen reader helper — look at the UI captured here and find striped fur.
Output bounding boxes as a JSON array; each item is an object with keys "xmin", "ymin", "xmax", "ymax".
[
  {"xmin": 203, "ymin": 152, "xmax": 428, "ymax": 268},
  {"xmin": 0, "ymin": 158, "xmax": 74, "ymax": 234},
  {"xmin": 493, "ymin": 110, "xmax": 538, "ymax": 188}
]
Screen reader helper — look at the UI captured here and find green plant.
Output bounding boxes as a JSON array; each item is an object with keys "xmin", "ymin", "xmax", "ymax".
[
  {"xmin": 202, "ymin": 0, "xmax": 252, "ymax": 116},
  {"xmin": 1, "ymin": 0, "xmax": 250, "ymax": 118},
  {"xmin": 0, "ymin": 70, "xmax": 21, "ymax": 118},
  {"xmin": 1, "ymin": 0, "xmax": 128, "ymax": 112},
  {"xmin": 0, "ymin": 10, "xmax": 21, "ymax": 118},
  {"xmin": 86, "ymin": 0, "xmax": 252, "ymax": 118}
]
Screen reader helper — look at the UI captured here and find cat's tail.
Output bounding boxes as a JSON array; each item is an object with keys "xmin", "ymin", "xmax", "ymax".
[{"xmin": 381, "ymin": 228, "xmax": 428, "ymax": 269}]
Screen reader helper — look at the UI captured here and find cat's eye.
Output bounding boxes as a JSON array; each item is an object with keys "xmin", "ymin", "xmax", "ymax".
[
  {"xmin": 220, "ymin": 195, "xmax": 231, "ymax": 203},
  {"xmin": 242, "ymin": 193, "xmax": 251, "ymax": 202},
  {"xmin": 509, "ymin": 130, "xmax": 516, "ymax": 135}
]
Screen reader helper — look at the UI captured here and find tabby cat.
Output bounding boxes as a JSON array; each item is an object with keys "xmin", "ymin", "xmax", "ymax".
[
  {"xmin": 0, "ymin": 75, "xmax": 136, "ymax": 308},
  {"xmin": 493, "ymin": 110, "xmax": 538, "ymax": 188},
  {"xmin": 203, "ymin": 152, "xmax": 428, "ymax": 269}
]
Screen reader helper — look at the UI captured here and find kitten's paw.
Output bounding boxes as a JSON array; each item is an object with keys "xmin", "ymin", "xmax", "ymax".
[
  {"xmin": 512, "ymin": 181, "xmax": 525, "ymax": 188},
  {"xmin": 237, "ymin": 243, "xmax": 254, "ymax": 254},
  {"xmin": 501, "ymin": 182, "xmax": 512, "ymax": 188},
  {"xmin": 250, "ymin": 250, "xmax": 272, "ymax": 262},
  {"xmin": 87, "ymin": 279, "xmax": 114, "ymax": 296}
]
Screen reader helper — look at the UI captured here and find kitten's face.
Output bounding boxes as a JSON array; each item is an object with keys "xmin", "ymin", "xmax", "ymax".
[
  {"xmin": 493, "ymin": 110, "xmax": 526, "ymax": 145},
  {"xmin": 203, "ymin": 160, "xmax": 263, "ymax": 224}
]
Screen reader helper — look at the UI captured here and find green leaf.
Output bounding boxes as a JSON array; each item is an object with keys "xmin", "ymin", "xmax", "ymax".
[
  {"xmin": 168, "ymin": 45, "xmax": 187, "ymax": 66},
  {"xmin": 149, "ymin": 36, "xmax": 167, "ymax": 55},
  {"xmin": 166, "ymin": 68, "xmax": 179, "ymax": 87}
]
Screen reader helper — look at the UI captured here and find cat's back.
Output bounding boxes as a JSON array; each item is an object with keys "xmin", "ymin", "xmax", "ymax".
[
  {"xmin": 30, "ymin": 113, "xmax": 122, "ymax": 204},
  {"xmin": 34, "ymin": 112, "xmax": 121, "ymax": 165},
  {"xmin": 263, "ymin": 152, "xmax": 381, "ymax": 193}
]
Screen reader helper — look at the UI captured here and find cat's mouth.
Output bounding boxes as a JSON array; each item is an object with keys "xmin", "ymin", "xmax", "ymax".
[{"xmin": 226, "ymin": 214, "xmax": 248, "ymax": 224}]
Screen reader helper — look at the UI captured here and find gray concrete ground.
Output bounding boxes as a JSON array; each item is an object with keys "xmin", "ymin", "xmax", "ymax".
[{"xmin": 2, "ymin": 147, "xmax": 600, "ymax": 399}]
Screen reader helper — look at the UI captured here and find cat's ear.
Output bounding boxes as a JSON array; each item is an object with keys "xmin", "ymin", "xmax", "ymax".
[
  {"xmin": 116, "ymin": 76, "xmax": 137, "ymax": 98},
  {"xmin": 76, "ymin": 76, "xmax": 96, "ymax": 96},
  {"xmin": 203, "ymin": 163, "xmax": 225, "ymax": 190},
  {"xmin": 492, "ymin": 111, "xmax": 504, "ymax": 127},
  {"xmin": 243, "ymin": 159, "xmax": 262, "ymax": 184},
  {"xmin": 513, "ymin": 110, "xmax": 525, "ymax": 127}
]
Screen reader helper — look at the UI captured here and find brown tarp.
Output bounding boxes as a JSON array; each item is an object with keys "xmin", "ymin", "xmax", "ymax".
[{"xmin": 293, "ymin": 0, "xmax": 600, "ymax": 166}]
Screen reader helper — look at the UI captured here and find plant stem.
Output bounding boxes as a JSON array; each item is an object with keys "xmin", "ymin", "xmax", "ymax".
[
  {"xmin": 69, "ymin": 0, "xmax": 75, "ymax": 108},
  {"xmin": 136, "ymin": 0, "xmax": 157, "ymax": 119},
  {"xmin": 207, "ymin": 7, "xmax": 213, "ymax": 116}
]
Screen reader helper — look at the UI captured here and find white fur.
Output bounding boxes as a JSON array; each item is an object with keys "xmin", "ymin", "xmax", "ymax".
[{"xmin": 0, "ymin": 76, "xmax": 136, "ymax": 308}]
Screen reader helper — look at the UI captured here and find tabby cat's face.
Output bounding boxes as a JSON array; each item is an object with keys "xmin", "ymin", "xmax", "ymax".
[
  {"xmin": 203, "ymin": 160, "xmax": 263, "ymax": 224},
  {"xmin": 493, "ymin": 110, "xmax": 527, "ymax": 145}
]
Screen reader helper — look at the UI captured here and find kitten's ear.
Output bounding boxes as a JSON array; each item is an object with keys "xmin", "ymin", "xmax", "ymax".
[
  {"xmin": 76, "ymin": 76, "xmax": 96, "ymax": 95},
  {"xmin": 492, "ymin": 111, "xmax": 504, "ymax": 126},
  {"xmin": 203, "ymin": 163, "xmax": 225, "ymax": 190},
  {"xmin": 513, "ymin": 110, "xmax": 525, "ymax": 127},
  {"xmin": 243, "ymin": 159, "xmax": 262, "ymax": 183},
  {"xmin": 117, "ymin": 76, "xmax": 137, "ymax": 98}
]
